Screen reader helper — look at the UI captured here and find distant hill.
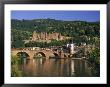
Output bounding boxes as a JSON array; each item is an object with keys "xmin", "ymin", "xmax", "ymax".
[{"xmin": 11, "ymin": 19, "xmax": 100, "ymax": 37}]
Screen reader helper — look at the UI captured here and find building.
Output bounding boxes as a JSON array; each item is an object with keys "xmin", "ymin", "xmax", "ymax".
[{"xmin": 31, "ymin": 31, "xmax": 65, "ymax": 41}]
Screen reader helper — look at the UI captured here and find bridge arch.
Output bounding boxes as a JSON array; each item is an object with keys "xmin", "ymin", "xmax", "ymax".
[
  {"xmin": 53, "ymin": 53, "xmax": 59, "ymax": 58},
  {"xmin": 16, "ymin": 52, "xmax": 30, "ymax": 58},
  {"xmin": 34, "ymin": 52, "xmax": 46, "ymax": 58}
]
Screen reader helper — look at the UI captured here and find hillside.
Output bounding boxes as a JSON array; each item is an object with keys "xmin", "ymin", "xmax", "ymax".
[{"xmin": 11, "ymin": 19, "xmax": 100, "ymax": 48}]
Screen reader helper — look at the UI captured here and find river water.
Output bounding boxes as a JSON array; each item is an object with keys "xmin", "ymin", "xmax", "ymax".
[{"xmin": 17, "ymin": 58, "xmax": 99, "ymax": 77}]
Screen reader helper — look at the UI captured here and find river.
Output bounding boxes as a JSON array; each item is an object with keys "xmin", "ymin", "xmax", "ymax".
[{"xmin": 15, "ymin": 57, "xmax": 100, "ymax": 77}]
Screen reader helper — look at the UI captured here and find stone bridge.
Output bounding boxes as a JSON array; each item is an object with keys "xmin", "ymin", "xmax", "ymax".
[{"xmin": 11, "ymin": 48, "xmax": 69, "ymax": 59}]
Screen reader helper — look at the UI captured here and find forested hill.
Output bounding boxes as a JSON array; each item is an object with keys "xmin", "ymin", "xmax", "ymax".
[
  {"xmin": 11, "ymin": 19, "xmax": 100, "ymax": 37},
  {"xmin": 11, "ymin": 19, "xmax": 100, "ymax": 48}
]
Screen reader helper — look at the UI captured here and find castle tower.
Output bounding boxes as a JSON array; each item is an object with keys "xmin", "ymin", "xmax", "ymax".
[
  {"xmin": 58, "ymin": 33, "xmax": 63, "ymax": 40},
  {"xmin": 45, "ymin": 32, "xmax": 47, "ymax": 40},
  {"xmin": 32, "ymin": 31, "xmax": 37, "ymax": 41}
]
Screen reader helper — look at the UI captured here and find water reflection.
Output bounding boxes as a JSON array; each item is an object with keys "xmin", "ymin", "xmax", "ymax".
[{"xmin": 18, "ymin": 58, "xmax": 98, "ymax": 77}]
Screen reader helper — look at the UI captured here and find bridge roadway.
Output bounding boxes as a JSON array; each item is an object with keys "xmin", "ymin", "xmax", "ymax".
[{"xmin": 11, "ymin": 48, "xmax": 68, "ymax": 59}]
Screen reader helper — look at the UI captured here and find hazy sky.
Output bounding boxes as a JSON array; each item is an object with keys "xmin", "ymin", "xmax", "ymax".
[{"xmin": 11, "ymin": 10, "xmax": 100, "ymax": 22}]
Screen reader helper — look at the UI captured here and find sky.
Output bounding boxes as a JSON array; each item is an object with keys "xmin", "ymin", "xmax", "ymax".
[{"xmin": 11, "ymin": 11, "xmax": 100, "ymax": 22}]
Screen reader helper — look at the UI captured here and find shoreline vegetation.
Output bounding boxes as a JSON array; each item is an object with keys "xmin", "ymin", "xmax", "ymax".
[{"xmin": 11, "ymin": 55, "xmax": 22, "ymax": 77}]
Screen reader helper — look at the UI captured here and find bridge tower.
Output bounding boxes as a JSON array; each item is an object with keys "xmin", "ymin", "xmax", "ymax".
[
  {"xmin": 67, "ymin": 41, "xmax": 75, "ymax": 57},
  {"xmin": 70, "ymin": 42, "xmax": 75, "ymax": 55}
]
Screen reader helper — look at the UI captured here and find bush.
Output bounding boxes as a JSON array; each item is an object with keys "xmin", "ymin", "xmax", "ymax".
[
  {"xmin": 88, "ymin": 47, "xmax": 100, "ymax": 65},
  {"xmin": 11, "ymin": 55, "xmax": 23, "ymax": 77},
  {"xmin": 11, "ymin": 65, "xmax": 22, "ymax": 77},
  {"xmin": 11, "ymin": 55, "xmax": 20, "ymax": 65}
]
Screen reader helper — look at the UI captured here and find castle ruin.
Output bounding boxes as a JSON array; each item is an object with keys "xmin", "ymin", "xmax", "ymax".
[{"xmin": 31, "ymin": 31, "xmax": 65, "ymax": 42}]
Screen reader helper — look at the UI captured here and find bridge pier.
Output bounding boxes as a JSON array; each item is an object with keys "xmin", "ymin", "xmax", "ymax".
[
  {"xmin": 59, "ymin": 51, "xmax": 65, "ymax": 58},
  {"xmin": 27, "ymin": 53, "xmax": 34, "ymax": 60}
]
